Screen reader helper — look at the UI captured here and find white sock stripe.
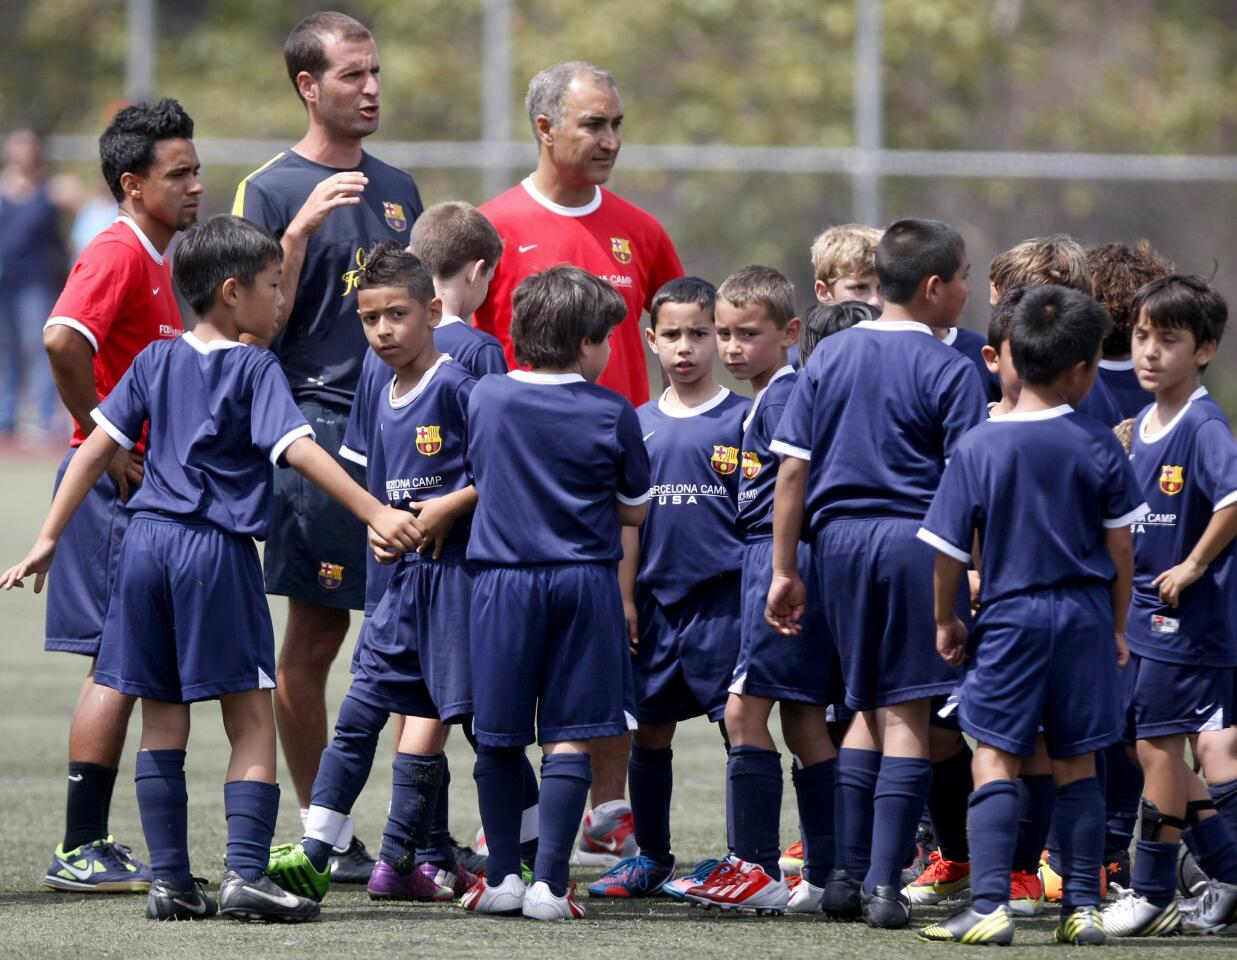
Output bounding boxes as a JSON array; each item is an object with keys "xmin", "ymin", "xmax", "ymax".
[{"xmin": 303, "ymin": 806, "xmax": 352, "ymax": 850}]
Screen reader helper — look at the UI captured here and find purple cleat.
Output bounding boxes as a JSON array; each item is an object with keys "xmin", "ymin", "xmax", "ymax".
[
  {"xmin": 367, "ymin": 860, "xmax": 454, "ymax": 902},
  {"xmin": 417, "ymin": 861, "xmax": 479, "ymax": 900}
]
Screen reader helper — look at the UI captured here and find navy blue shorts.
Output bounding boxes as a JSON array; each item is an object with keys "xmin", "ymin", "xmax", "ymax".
[
  {"xmin": 817, "ymin": 517, "xmax": 961, "ymax": 711},
  {"xmin": 349, "ymin": 550, "xmax": 474, "ymax": 722},
  {"xmin": 1124, "ymin": 655, "xmax": 1234, "ymax": 741},
  {"xmin": 632, "ymin": 571, "xmax": 741, "ymax": 724},
  {"xmin": 730, "ymin": 538, "xmax": 835, "ymax": 705},
  {"xmin": 960, "ymin": 584, "xmax": 1123, "ymax": 758},
  {"xmin": 264, "ymin": 400, "xmax": 366, "ymax": 611},
  {"xmin": 470, "ymin": 562, "xmax": 632, "ymax": 747},
  {"xmin": 95, "ymin": 513, "xmax": 276, "ymax": 703},
  {"xmin": 44, "ymin": 449, "xmax": 130, "ymax": 656}
]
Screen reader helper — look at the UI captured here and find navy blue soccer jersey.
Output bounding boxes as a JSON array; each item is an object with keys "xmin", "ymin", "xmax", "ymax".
[
  {"xmin": 232, "ymin": 151, "xmax": 422, "ymax": 407},
  {"xmin": 918, "ymin": 406, "xmax": 1146, "ymax": 606},
  {"xmin": 1077, "ymin": 372, "xmax": 1124, "ymax": 427},
  {"xmin": 434, "ymin": 317, "xmax": 508, "ymax": 378},
  {"xmin": 467, "ymin": 371, "xmax": 652, "ymax": 565},
  {"xmin": 636, "ymin": 387, "xmax": 748, "ymax": 605},
  {"xmin": 771, "ymin": 319, "xmax": 987, "ymax": 530},
  {"xmin": 340, "ymin": 349, "xmax": 392, "ymax": 613},
  {"xmin": 1128, "ymin": 387, "xmax": 1237, "ymax": 666},
  {"xmin": 91, "ymin": 333, "xmax": 312, "ymax": 537},
  {"xmin": 945, "ymin": 326, "xmax": 1001, "ymax": 403},
  {"xmin": 738, "ymin": 365, "xmax": 797, "ymax": 540},
  {"xmin": 1100, "ymin": 360, "xmax": 1153, "ymax": 421}
]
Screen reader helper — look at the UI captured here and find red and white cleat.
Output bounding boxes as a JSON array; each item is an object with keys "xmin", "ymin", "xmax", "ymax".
[{"xmin": 685, "ymin": 857, "xmax": 789, "ymax": 916}]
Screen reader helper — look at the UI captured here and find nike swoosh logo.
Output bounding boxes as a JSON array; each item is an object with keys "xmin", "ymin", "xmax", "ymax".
[
  {"xmin": 172, "ymin": 895, "xmax": 210, "ymax": 915},
  {"xmin": 152, "ymin": 287, "xmax": 160, "ymax": 295},
  {"xmin": 642, "ymin": 431, "xmax": 656, "ymax": 441},
  {"xmin": 594, "ymin": 836, "xmax": 622, "ymax": 853},
  {"xmin": 67, "ymin": 774, "xmax": 83, "ymax": 782},
  {"xmin": 246, "ymin": 885, "xmax": 303, "ymax": 908},
  {"xmin": 518, "ymin": 244, "xmax": 538, "ymax": 253},
  {"xmin": 1194, "ymin": 704, "xmax": 1215, "ymax": 715},
  {"xmin": 56, "ymin": 859, "xmax": 95, "ymax": 881}
]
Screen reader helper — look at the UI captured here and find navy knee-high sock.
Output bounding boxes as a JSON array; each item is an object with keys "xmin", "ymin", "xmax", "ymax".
[
  {"xmin": 867, "ymin": 756, "xmax": 933, "ymax": 892},
  {"xmin": 792, "ymin": 758, "xmax": 836, "ymax": 886},
  {"xmin": 225, "ymin": 780, "xmax": 280, "ymax": 881},
  {"xmin": 727, "ymin": 745, "xmax": 783, "ymax": 877},
  {"xmin": 135, "ymin": 749, "xmax": 191, "ymax": 890},
  {"xmin": 535, "ymin": 754, "xmax": 592, "ymax": 897},
  {"xmin": 835, "ymin": 747, "xmax": 881, "ymax": 875},
  {"xmin": 417, "ymin": 756, "xmax": 453, "ymax": 867},
  {"xmin": 65, "ymin": 761, "xmax": 118, "ymax": 851},
  {"xmin": 381, "ymin": 753, "xmax": 445, "ymax": 873},
  {"xmin": 1132, "ymin": 840, "xmax": 1178, "ymax": 907},
  {"xmin": 1186, "ymin": 812, "xmax": 1237, "ymax": 885},
  {"xmin": 1210, "ymin": 779, "xmax": 1237, "ymax": 840},
  {"xmin": 967, "ymin": 779, "xmax": 1019, "ymax": 914},
  {"xmin": 474, "ymin": 746, "xmax": 525, "ymax": 884},
  {"xmin": 629, "ymin": 745, "xmax": 673, "ymax": 865},
  {"xmin": 1103, "ymin": 743, "xmax": 1143, "ymax": 861},
  {"xmin": 1013, "ymin": 774, "xmax": 1056, "ymax": 872},
  {"xmin": 928, "ymin": 745, "xmax": 973, "ymax": 863},
  {"xmin": 1056, "ymin": 777, "xmax": 1105, "ymax": 911}
]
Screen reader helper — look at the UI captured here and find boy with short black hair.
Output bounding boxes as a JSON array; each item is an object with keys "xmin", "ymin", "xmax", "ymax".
[
  {"xmin": 463, "ymin": 265, "xmax": 651, "ymax": 921},
  {"xmin": 2, "ymin": 215, "xmax": 421, "ymax": 923},
  {"xmin": 798, "ymin": 301, "xmax": 877, "ymax": 365},
  {"xmin": 767, "ymin": 218, "xmax": 986, "ymax": 928},
  {"xmin": 587, "ymin": 276, "xmax": 748, "ymax": 901},
  {"xmin": 917, "ymin": 284, "xmax": 1144, "ymax": 946},
  {"xmin": 1103, "ymin": 275, "xmax": 1237, "ymax": 937}
]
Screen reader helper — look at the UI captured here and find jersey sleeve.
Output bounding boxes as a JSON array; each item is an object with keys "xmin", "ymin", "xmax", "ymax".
[
  {"xmin": 770, "ymin": 370, "xmax": 816, "ymax": 461},
  {"xmin": 473, "ymin": 342, "xmax": 510, "ymax": 376},
  {"xmin": 614, "ymin": 402, "xmax": 652, "ymax": 505},
  {"xmin": 1193, "ymin": 418, "xmax": 1237, "ymax": 511},
  {"xmin": 917, "ymin": 450, "xmax": 978, "ymax": 563},
  {"xmin": 641, "ymin": 224, "xmax": 685, "ymax": 311},
  {"xmin": 46, "ymin": 241, "xmax": 139, "ymax": 353},
  {"xmin": 937, "ymin": 359, "xmax": 987, "ymax": 461},
  {"xmin": 454, "ymin": 376, "xmax": 478, "ymax": 483},
  {"xmin": 231, "ymin": 177, "xmax": 284, "ymax": 234},
  {"xmin": 91, "ymin": 349, "xmax": 149, "ymax": 448},
  {"xmin": 340, "ymin": 352, "xmax": 381, "ymax": 467},
  {"xmin": 249, "ymin": 355, "xmax": 314, "ymax": 465},
  {"xmin": 1100, "ymin": 434, "xmax": 1148, "ymax": 528}
]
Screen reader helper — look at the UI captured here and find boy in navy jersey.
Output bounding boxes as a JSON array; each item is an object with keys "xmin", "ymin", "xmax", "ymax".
[
  {"xmin": 917, "ymin": 284, "xmax": 1144, "ymax": 946},
  {"xmin": 267, "ymin": 243, "xmax": 483, "ymax": 905},
  {"xmin": 1103, "ymin": 276, "xmax": 1237, "ymax": 937},
  {"xmin": 463, "ymin": 265, "xmax": 651, "ymax": 921},
  {"xmin": 2, "ymin": 216, "xmax": 421, "ymax": 922},
  {"xmin": 587, "ymin": 277, "xmax": 747, "ymax": 901},
  {"xmin": 767, "ymin": 219, "xmax": 986, "ymax": 928},
  {"xmin": 687, "ymin": 268, "xmax": 840, "ymax": 915}
]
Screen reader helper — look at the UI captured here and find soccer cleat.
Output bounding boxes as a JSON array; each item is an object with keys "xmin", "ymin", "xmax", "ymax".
[
  {"xmin": 787, "ymin": 876, "xmax": 826, "ymax": 914},
  {"xmin": 1008, "ymin": 869, "xmax": 1045, "ymax": 916},
  {"xmin": 1055, "ymin": 905, "xmax": 1107, "ymax": 945},
  {"xmin": 462, "ymin": 873, "xmax": 526, "ymax": 916},
  {"xmin": 1100, "ymin": 888, "xmax": 1181, "ymax": 936},
  {"xmin": 779, "ymin": 840, "xmax": 804, "ymax": 877},
  {"xmin": 451, "ymin": 834, "xmax": 488, "ymax": 877},
  {"xmin": 329, "ymin": 836, "xmax": 376, "ymax": 884},
  {"xmin": 587, "ymin": 853, "xmax": 674, "ymax": 898},
  {"xmin": 522, "ymin": 880, "xmax": 586, "ymax": 920},
  {"xmin": 902, "ymin": 820, "xmax": 938, "ymax": 887},
  {"xmin": 366, "ymin": 860, "xmax": 453, "ymax": 902},
  {"xmin": 685, "ymin": 857, "xmax": 789, "ymax": 915},
  {"xmin": 145, "ymin": 877, "xmax": 217, "ymax": 921},
  {"xmin": 418, "ymin": 860, "xmax": 479, "ymax": 900},
  {"xmin": 571, "ymin": 804, "xmax": 637, "ymax": 868},
  {"xmin": 1039, "ymin": 853, "xmax": 1107, "ymax": 903},
  {"xmin": 1180, "ymin": 879, "xmax": 1237, "ymax": 935},
  {"xmin": 218, "ymin": 871, "xmax": 320, "ymax": 923},
  {"xmin": 822, "ymin": 867, "xmax": 863, "ymax": 920},
  {"xmin": 44, "ymin": 836, "xmax": 154, "ymax": 893},
  {"xmin": 904, "ymin": 850, "xmax": 971, "ymax": 905},
  {"xmin": 661, "ymin": 858, "xmax": 725, "ymax": 901},
  {"xmin": 861, "ymin": 884, "xmax": 912, "ymax": 929},
  {"xmin": 265, "ymin": 842, "xmax": 331, "ymax": 902},
  {"xmin": 1178, "ymin": 845, "xmax": 1210, "ymax": 897},
  {"xmin": 918, "ymin": 903, "xmax": 1014, "ymax": 945}
]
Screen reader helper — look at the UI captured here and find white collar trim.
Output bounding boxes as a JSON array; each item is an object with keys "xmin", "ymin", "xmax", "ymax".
[
  {"xmin": 183, "ymin": 331, "xmax": 243, "ymax": 353},
  {"xmin": 941, "ymin": 327, "xmax": 959, "ymax": 346},
  {"xmin": 743, "ymin": 365, "xmax": 795, "ymax": 431},
  {"xmin": 989, "ymin": 404, "xmax": 1073, "ymax": 422},
  {"xmin": 437, "ymin": 315, "xmax": 466, "ymax": 327},
  {"xmin": 1138, "ymin": 386, "xmax": 1208, "ymax": 443},
  {"xmin": 520, "ymin": 176, "xmax": 602, "ymax": 217},
  {"xmin": 1099, "ymin": 358, "xmax": 1134, "ymax": 371},
  {"xmin": 116, "ymin": 215, "xmax": 164, "ymax": 265},
  {"xmin": 657, "ymin": 386, "xmax": 731, "ymax": 418},
  {"xmin": 508, "ymin": 369, "xmax": 586, "ymax": 385},
  {"xmin": 856, "ymin": 318, "xmax": 935, "ymax": 336},
  {"xmin": 389, "ymin": 353, "xmax": 451, "ymax": 409}
]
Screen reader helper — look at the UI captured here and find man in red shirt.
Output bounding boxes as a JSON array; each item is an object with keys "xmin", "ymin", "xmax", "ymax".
[
  {"xmin": 38, "ymin": 100, "xmax": 201, "ymax": 892},
  {"xmin": 474, "ymin": 62, "xmax": 684, "ymax": 867}
]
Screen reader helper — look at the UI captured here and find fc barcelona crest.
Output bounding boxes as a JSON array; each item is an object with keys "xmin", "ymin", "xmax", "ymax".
[
  {"xmin": 711, "ymin": 444, "xmax": 739, "ymax": 476},
  {"xmin": 383, "ymin": 201, "xmax": 408, "ymax": 232},
  {"xmin": 741, "ymin": 450, "xmax": 762, "ymax": 479},
  {"xmin": 318, "ymin": 562, "xmax": 344, "ymax": 590},
  {"xmin": 1159, "ymin": 464, "xmax": 1184, "ymax": 495},
  {"xmin": 416, "ymin": 425, "xmax": 443, "ymax": 456},
  {"xmin": 610, "ymin": 236, "xmax": 633, "ymax": 264}
]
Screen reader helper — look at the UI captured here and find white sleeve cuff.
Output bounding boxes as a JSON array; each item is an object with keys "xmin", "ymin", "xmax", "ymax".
[
  {"xmin": 770, "ymin": 439, "xmax": 811, "ymax": 461},
  {"xmin": 339, "ymin": 445, "xmax": 368, "ymax": 468},
  {"xmin": 269, "ymin": 424, "xmax": 315, "ymax": 465},
  {"xmin": 45, "ymin": 317, "xmax": 100, "ymax": 354},
  {"xmin": 617, "ymin": 488, "xmax": 652, "ymax": 507},
  {"xmin": 89, "ymin": 408, "xmax": 136, "ymax": 450},
  {"xmin": 916, "ymin": 527, "xmax": 971, "ymax": 564},
  {"xmin": 1104, "ymin": 502, "xmax": 1148, "ymax": 528},
  {"xmin": 1214, "ymin": 490, "xmax": 1237, "ymax": 512}
]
